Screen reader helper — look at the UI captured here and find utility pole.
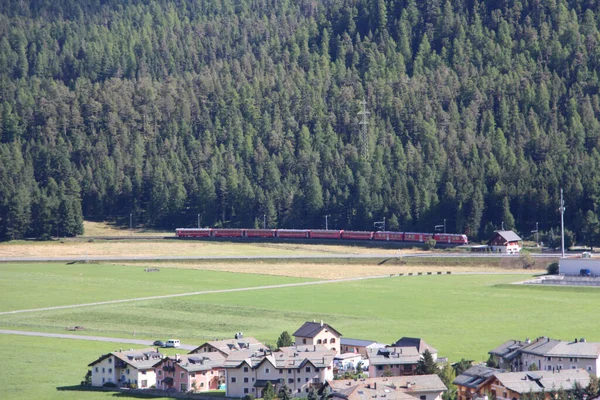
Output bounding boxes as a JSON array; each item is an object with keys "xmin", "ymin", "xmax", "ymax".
[
  {"xmin": 263, "ymin": 214, "xmax": 266, "ymax": 229},
  {"xmin": 501, "ymin": 221, "xmax": 504, "ymax": 231},
  {"xmin": 532, "ymin": 222, "xmax": 539, "ymax": 247},
  {"xmin": 358, "ymin": 98, "xmax": 370, "ymax": 160},
  {"xmin": 560, "ymin": 189, "xmax": 566, "ymax": 258},
  {"xmin": 444, "ymin": 218, "xmax": 446, "ymax": 234},
  {"xmin": 198, "ymin": 213, "xmax": 200, "ymax": 229},
  {"xmin": 383, "ymin": 217, "xmax": 386, "ymax": 231},
  {"xmin": 325, "ymin": 215, "xmax": 329, "ymax": 230},
  {"xmin": 130, "ymin": 213, "xmax": 132, "ymax": 236}
]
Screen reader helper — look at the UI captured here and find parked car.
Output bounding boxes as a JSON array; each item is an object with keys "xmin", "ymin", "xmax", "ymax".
[
  {"xmin": 165, "ymin": 339, "xmax": 180, "ymax": 348},
  {"xmin": 153, "ymin": 340, "xmax": 165, "ymax": 347},
  {"xmin": 580, "ymin": 269, "xmax": 592, "ymax": 277}
]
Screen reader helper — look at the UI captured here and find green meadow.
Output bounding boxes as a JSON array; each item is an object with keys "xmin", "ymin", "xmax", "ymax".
[
  {"xmin": 1, "ymin": 262, "xmax": 599, "ymax": 399},
  {"xmin": 0, "ymin": 262, "xmax": 309, "ymax": 311},
  {"xmin": 0, "ymin": 335, "xmax": 171, "ymax": 400}
]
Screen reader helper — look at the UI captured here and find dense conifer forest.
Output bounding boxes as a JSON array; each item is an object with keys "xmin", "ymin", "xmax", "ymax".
[{"xmin": 0, "ymin": 0, "xmax": 599, "ymax": 244}]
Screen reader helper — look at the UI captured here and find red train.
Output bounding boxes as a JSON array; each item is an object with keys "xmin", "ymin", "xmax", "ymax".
[{"xmin": 175, "ymin": 228, "xmax": 468, "ymax": 245}]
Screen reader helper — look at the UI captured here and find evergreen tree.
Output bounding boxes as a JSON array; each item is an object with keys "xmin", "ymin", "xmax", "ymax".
[
  {"xmin": 416, "ymin": 350, "xmax": 438, "ymax": 375},
  {"xmin": 276, "ymin": 331, "xmax": 293, "ymax": 349}
]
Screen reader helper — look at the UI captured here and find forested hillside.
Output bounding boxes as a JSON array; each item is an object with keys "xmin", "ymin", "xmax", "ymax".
[{"xmin": 1, "ymin": 0, "xmax": 599, "ymax": 243}]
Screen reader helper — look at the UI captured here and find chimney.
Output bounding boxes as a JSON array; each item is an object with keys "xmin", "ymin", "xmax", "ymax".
[
  {"xmin": 176, "ymin": 354, "xmax": 180, "ymax": 362},
  {"xmin": 320, "ymin": 320, "xmax": 323, "ymax": 327},
  {"xmin": 580, "ymin": 338, "xmax": 586, "ymax": 342},
  {"xmin": 525, "ymin": 338, "xmax": 531, "ymax": 344},
  {"xmin": 374, "ymin": 382, "xmax": 377, "ymax": 390},
  {"xmin": 575, "ymin": 338, "xmax": 578, "ymax": 343}
]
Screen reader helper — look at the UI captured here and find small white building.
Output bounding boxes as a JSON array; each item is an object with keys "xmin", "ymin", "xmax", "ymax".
[
  {"xmin": 559, "ymin": 257, "xmax": 600, "ymax": 276},
  {"xmin": 487, "ymin": 231, "xmax": 522, "ymax": 254}
]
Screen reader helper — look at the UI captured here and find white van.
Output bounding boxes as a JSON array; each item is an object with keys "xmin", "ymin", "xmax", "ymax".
[{"xmin": 165, "ymin": 339, "xmax": 180, "ymax": 348}]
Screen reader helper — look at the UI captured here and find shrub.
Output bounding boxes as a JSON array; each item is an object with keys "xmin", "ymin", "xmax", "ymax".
[
  {"xmin": 547, "ymin": 262, "xmax": 559, "ymax": 275},
  {"xmin": 424, "ymin": 239, "xmax": 436, "ymax": 250},
  {"xmin": 102, "ymin": 382, "xmax": 117, "ymax": 388}
]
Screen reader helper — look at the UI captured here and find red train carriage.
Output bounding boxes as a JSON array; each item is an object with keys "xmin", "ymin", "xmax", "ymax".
[
  {"xmin": 341, "ymin": 231, "xmax": 374, "ymax": 240},
  {"xmin": 309, "ymin": 230, "xmax": 343, "ymax": 239},
  {"xmin": 403, "ymin": 232, "xmax": 434, "ymax": 243},
  {"xmin": 433, "ymin": 233, "xmax": 468, "ymax": 245},
  {"xmin": 373, "ymin": 231, "xmax": 405, "ymax": 241},
  {"xmin": 276, "ymin": 229, "xmax": 310, "ymax": 238},
  {"xmin": 212, "ymin": 228, "xmax": 245, "ymax": 237},
  {"xmin": 245, "ymin": 229, "xmax": 277, "ymax": 238},
  {"xmin": 176, "ymin": 228, "xmax": 212, "ymax": 238}
]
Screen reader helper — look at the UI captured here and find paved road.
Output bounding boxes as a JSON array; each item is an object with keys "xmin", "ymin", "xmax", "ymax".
[
  {"xmin": 0, "ymin": 329, "xmax": 197, "ymax": 350},
  {"xmin": 0, "ymin": 253, "xmax": 561, "ymax": 262}
]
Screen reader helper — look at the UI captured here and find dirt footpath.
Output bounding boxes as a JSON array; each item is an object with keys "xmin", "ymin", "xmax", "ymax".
[{"xmin": 115, "ymin": 261, "xmax": 544, "ymax": 280}]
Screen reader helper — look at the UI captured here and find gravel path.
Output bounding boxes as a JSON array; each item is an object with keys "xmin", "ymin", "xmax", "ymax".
[{"xmin": 0, "ymin": 329, "xmax": 197, "ymax": 350}]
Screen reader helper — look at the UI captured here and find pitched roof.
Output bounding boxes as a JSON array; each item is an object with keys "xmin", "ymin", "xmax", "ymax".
[
  {"xmin": 341, "ymin": 338, "xmax": 383, "ymax": 347},
  {"xmin": 293, "ymin": 321, "xmax": 342, "ymax": 338},
  {"xmin": 520, "ymin": 337, "xmax": 562, "ymax": 356},
  {"xmin": 488, "ymin": 340, "xmax": 526, "ymax": 360},
  {"xmin": 326, "ymin": 375, "xmax": 447, "ymax": 400},
  {"xmin": 189, "ymin": 337, "xmax": 265, "ymax": 356},
  {"xmin": 393, "ymin": 337, "xmax": 438, "ymax": 355},
  {"xmin": 223, "ymin": 344, "xmax": 336, "ymax": 370},
  {"xmin": 545, "ymin": 341, "xmax": 600, "ymax": 358},
  {"xmin": 367, "ymin": 347, "xmax": 421, "ymax": 365},
  {"xmin": 493, "ymin": 369, "xmax": 590, "ymax": 394},
  {"xmin": 453, "ymin": 365, "xmax": 504, "ymax": 389},
  {"xmin": 89, "ymin": 348, "xmax": 163, "ymax": 370},
  {"xmin": 488, "ymin": 230, "xmax": 522, "ymax": 244},
  {"xmin": 154, "ymin": 353, "xmax": 226, "ymax": 372}
]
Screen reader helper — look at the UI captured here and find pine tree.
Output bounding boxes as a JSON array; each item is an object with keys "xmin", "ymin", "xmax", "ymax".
[
  {"xmin": 416, "ymin": 350, "xmax": 438, "ymax": 375},
  {"xmin": 276, "ymin": 331, "xmax": 293, "ymax": 349}
]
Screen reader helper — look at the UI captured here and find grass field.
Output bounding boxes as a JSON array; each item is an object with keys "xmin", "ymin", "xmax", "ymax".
[
  {"xmin": 0, "ymin": 335, "xmax": 172, "ymax": 400},
  {"xmin": 0, "ymin": 263, "xmax": 310, "ymax": 311},
  {"xmin": 2, "ymin": 261, "xmax": 597, "ymax": 400}
]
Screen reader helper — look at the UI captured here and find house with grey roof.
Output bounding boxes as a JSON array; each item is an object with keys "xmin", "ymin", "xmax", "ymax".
[
  {"xmin": 341, "ymin": 338, "xmax": 386, "ymax": 357},
  {"xmin": 487, "ymin": 231, "xmax": 522, "ymax": 253},
  {"xmin": 393, "ymin": 338, "xmax": 438, "ymax": 360},
  {"xmin": 322, "ymin": 374, "xmax": 447, "ymax": 400},
  {"xmin": 293, "ymin": 321, "xmax": 342, "ymax": 354},
  {"xmin": 489, "ymin": 337, "xmax": 600, "ymax": 374},
  {"xmin": 453, "ymin": 365, "xmax": 504, "ymax": 400},
  {"xmin": 189, "ymin": 337, "xmax": 265, "ymax": 357},
  {"xmin": 487, "ymin": 369, "xmax": 590, "ymax": 400},
  {"xmin": 223, "ymin": 344, "xmax": 336, "ymax": 398},
  {"xmin": 88, "ymin": 348, "xmax": 163, "ymax": 388},
  {"xmin": 154, "ymin": 352, "xmax": 225, "ymax": 393},
  {"xmin": 367, "ymin": 347, "xmax": 422, "ymax": 378},
  {"xmin": 488, "ymin": 340, "xmax": 526, "ymax": 371}
]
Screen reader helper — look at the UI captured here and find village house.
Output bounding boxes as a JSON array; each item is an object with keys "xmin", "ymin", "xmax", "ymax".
[
  {"xmin": 341, "ymin": 338, "xmax": 386, "ymax": 357},
  {"xmin": 88, "ymin": 348, "xmax": 162, "ymax": 388},
  {"xmin": 487, "ymin": 369, "xmax": 590, "ymax": 400},
  {"xmin": 489, "ymin": 337, "xmax": 600, "ymax": 374},
  {"xmin": 487, "ymin": 231, "xmax": 522, "ymax": 254},
  {"xmin": 453, "ymin": 365, "xmax": 504, "ymax": 400},
  {"xmin": 393, "ymin": 338, "xmax": 438, "ymax": 361},
  {"xmin": 189, "ymin": 336, "xmax": 265, "ymax": 357},
  {"xmin": 367, "ymin": 347, "xmax": 421, "ymax": 378},
  {"xmin": 322, "ymin": 375, "xmax": 447, "ymax": 400},
  {"xmin": 153, "ymin": 352, "xmax": 225, "ymax": 393},
  {"xmin": 293, "ymin": 321, "xmax": 342, "ymax": 354},
  {"xmin": 223, "ymin": 344, "xmax": 336, "ymax": 398}
]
